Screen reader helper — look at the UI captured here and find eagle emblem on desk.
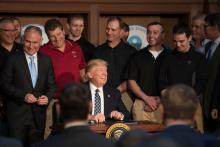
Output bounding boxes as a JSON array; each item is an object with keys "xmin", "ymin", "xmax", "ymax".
[{"xmin": 106, "ymin": 123, "xmax": 130, "ymax": 142}]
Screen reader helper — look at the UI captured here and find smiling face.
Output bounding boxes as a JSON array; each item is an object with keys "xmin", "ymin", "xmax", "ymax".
[
  {"xmin": 192, "ymin": 19, "xmax": 205, "ymax": 41},
  {"xmin": 47, "ymin": 27, "xmax": 65, "ymax": 49},
  {"xmin": 173, "ymin": 33, "xmax": 191, "ymax": 53},
  {"xmin": 106, "ymin": 20, "xmax": 121, "ymax": 43},
  {"xmin": 68, "ymin": 18, "xmax": 84, "ymax": 38},
  {"xmin": 0, "ymin": 22, "xmax": 16, "ymax": 45},
  {"xmin": 23, "ymin": 29, "xmax": 42, "ymax": 56},
  {"xmin": 147, "ymin": 24, "xmax": 164, "ymax": 46},
  {"xmin": 87, "ymin": 64, "xmax": 108, "ymax": 88}
]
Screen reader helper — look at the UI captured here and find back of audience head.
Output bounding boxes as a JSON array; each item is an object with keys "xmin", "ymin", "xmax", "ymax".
[
  {"xmin": 116, "ymin": 129, "xmax": 149, "ymax": 147},
  {"xmin": 140, "ymin": 136, "xmax": 182, "ymax": 147},
  {"xmin": 161, "ymin": 84, "xmax": 199, "ymax": 123},
  {"xmin": 59, "ymin": 83, "xmax": 91, "ymax": 122}
]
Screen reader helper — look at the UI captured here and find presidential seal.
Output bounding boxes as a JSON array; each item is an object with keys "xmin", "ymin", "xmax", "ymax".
[{"xmin": 106, "ymin": 123, "xmax": 130, "ymax": 142}]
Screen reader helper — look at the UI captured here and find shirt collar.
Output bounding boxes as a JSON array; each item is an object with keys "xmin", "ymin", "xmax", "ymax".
[
  {"xmin": 24, "ymin": 52, "xmax": 37, "ymax": 60},
  {"xmin": 106, "ymin": 40, "xmax": 124, "ymax": 49},
  {"xmin": 65, "ymin": 121, "xmax": 88, "ymax": 129},
  {"xmin": 213, "ymin": 36, "xmax": 220, "ymax": 45},
  {"xmin": 89, "ymin": 82, "xmax": 103, "ymax": 92}
]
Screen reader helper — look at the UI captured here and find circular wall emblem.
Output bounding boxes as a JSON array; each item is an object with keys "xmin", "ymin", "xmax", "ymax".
[
  {"xmin": 128, "ymin": 35, "xmax": 142, "ymax": 49},
  {"xmin": 127, "ymin": 25, "xmax": 148, "ymax": 50},
  {"xmin": 106, "ymin": 123, "xmax": 130, "ymax": 142}
]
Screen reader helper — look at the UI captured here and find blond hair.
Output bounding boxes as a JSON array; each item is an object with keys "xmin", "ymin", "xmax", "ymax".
[{"xmin": 86, "ymin": 59, "xmax": 108, "ymax": 73}]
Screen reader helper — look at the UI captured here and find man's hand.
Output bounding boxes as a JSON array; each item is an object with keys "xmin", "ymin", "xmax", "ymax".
[
  {"xmin": 110, "ymin": 111, "xmax": 124, "ymax": 120},
  {"xmin": 37, "ymin": 95, "xmax": 49, "ymax": 105},
  {"xmin": 143, "ymin": 96, "xmax": 159, "ymax": 111},
  {"xmin": 211, "ymin": 109, "xmax": 218, "ymax": 119},
  {"xmin": 24, "ymin": 94, "xmax": 37, "ymax": 103},
  {"xmin": 89, "ymin": 113, "xmax": 105, "ymax": 123}
]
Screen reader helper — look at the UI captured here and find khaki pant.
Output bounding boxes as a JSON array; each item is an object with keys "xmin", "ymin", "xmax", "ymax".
[
  {"xmin": 121, "ymin": 92, "xmax": 134, "ymax": 112},
  {"xmin": 132, "ymin": 99, "xmax": 163, "ymax": 124}
]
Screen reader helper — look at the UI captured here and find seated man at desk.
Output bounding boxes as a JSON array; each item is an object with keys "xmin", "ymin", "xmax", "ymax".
[
  {"xmin": 35, "ymin": 83, "xmax": 113, "ymax": 147},
  {"xmin": 86, "ymin": 59, "xmax": 130, "ymax": 123}
]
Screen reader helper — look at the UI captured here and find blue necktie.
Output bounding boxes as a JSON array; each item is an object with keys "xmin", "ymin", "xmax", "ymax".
[
  {"xmin": 94, "ymin": 89, "xmax": 101, "ymax": 115},
  {"xmin": 206, "ymin": 48, "xmax": 212, "ymax": 60},
  {"xmin": 28, "ymin": 56, "xmax": 37, "ymax": 88},
  {"xmin": 206, "ymin": 42, "xmax": 215, "ymax": 60}
]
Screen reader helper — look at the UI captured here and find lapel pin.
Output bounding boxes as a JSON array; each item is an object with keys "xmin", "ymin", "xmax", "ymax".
[{"xmin": 107, "ymin": 94, "xmax": 111, "ymax": 98}]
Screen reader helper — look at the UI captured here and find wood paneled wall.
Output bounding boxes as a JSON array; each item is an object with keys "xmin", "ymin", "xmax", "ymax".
[{"xmin": 0, "ymin": 0, "xmax": 218, "ymax": 46}]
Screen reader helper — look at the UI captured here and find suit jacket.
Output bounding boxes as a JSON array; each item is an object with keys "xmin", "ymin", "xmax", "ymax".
[
  {"xmin": 203, "ymin": 42, "xmax": 220, "ymax": 117},
  {"xmin": 145, "ymin": 125, "xmax": 219, "ymax": 147},
  {"xmin": 34, "ymin": 125, "xmax": 113, "ymax": 147},
  {"xmin": 139, "ymin": 125, "xmax": 219, "ymax": 147},
  {"xmin": 0, "ymin": 136, "xmax": 22, "ymax": 147},
  {"xmin": 87, "ymin": 83, "xmax": 130, "ymax": 120},
  {"xmin": 1, "ymin": 51, "xmax": 56, "ymax": 131}
]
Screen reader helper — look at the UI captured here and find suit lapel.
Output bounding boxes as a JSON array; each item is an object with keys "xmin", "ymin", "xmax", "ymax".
[
  {"xmin": 35, "ymin": 52, "xmax": 43, "ymax": 89},
  {"xmin": 21, "ymin": 52, "xmax": 33, "ymax": 88},
  {"xmin": 204, "ymin": 44, "xmax": 220, "ymax": 116},
  {"xmin": 103, "ymin": 85, "xmax": 112, "ymax": 116}
]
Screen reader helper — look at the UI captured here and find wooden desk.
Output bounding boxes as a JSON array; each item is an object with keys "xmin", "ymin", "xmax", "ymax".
[
  {"xmin": 89, "ymin": 121, "xmax": 164, "ymax": 134},
  {"xmin": 51, "ymin": 121, "xmax": 164, "ymax": 135}
]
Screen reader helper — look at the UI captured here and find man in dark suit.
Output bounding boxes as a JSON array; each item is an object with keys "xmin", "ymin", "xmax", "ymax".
[
  {"xmin": 1, "ymin": 26, "xmax": 56, "ymax": 146},
  {"xmin": 139, "ymin": 84, "xmax": 219, "ymax": 147},
  {"xmin": 0, "ymin": 17, "xmax": 23, "ymax": 136},
  {"xmin": 0, "ymin": 136, "xmax": 22, "ymax": 147},
  {"xmin": 34, "ymin": 83, "xmax": 113, "ymax": 147},
  {"xmin": 86, "ymin": 59, "xmax": 130, "ymax": 123},
  {"xmin": 203, "ymin": 13, "xmax": 220, "ymax": 132}
]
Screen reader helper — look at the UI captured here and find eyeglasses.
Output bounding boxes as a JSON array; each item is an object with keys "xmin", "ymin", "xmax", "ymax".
[{"xmin": 0, "ymin": 28, "xmax": 18, "ymax": 32}]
